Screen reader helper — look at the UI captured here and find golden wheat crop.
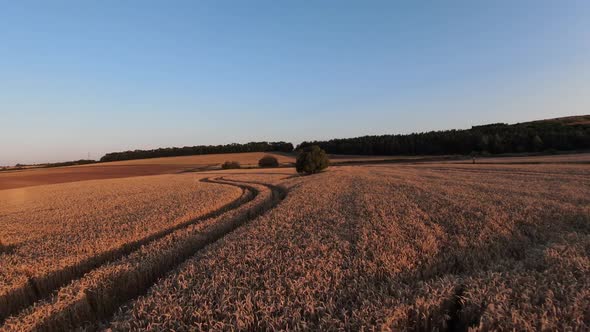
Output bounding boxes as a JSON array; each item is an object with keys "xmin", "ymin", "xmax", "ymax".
[
  {"xmin": 444, "ymin": 152, "xmax": 590, "ymax": 164},
  {"xmin": 1, "ymin": 176, "xmax": 286, "ymax": 331},
  {"xmin": 0, "ymin": 174, "xmax": 243, "ymax": 322},
  {"xmin": 1, "ymin": 159, "xmax": 588, "ymax": 331},
  {"xmin": 107, "ymin": 163, "xmax": 589, "ymax": 331}
]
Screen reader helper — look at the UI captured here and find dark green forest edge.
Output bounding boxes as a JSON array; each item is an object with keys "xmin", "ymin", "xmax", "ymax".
[
  {"xmin": 100, "ymin": 115, "xmax": 589, "ymax": 163},
  {"xmin": 10, "ymin": 115, "xmax": 580, "ymax": 167},
  {"xmin": 1, "ymin": 160, "xmax": 96, "ymax": 171},
  {"xmin": 100, "ymin": 142, "xmax": 294, "ymax": 162},
  {"xmin": 297, "ymin": 115, "xmax": 590, "ymax": 156}
]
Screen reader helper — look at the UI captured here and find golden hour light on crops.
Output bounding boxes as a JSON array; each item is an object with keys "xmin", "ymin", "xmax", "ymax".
[
  {"xmin": 1, "ymin": 155, "xmax": 589, "ymax": 331},
  {"xmin": 2, "ymin": 2, "xmax": 590, "ymax": 330}
]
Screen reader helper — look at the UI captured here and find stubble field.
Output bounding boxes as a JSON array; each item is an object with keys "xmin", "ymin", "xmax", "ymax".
[{"xmin": 0, "ymin": 155, "xmax": 588, "ymax": 331}]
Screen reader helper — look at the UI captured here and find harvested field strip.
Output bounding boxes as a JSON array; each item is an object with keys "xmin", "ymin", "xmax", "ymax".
[
  {"xmin": 0, "ymin": 178, "xmax": 253, "ymax": 324},
  {"xmin": 1, "ymin": 178, "xmax": 286, "ymax": 332}
]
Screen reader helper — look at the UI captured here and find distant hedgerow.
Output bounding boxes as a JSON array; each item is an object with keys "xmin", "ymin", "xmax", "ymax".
[
  {"xmin": 221, "ymin": 161, "xmax": 241, "ymax": 169},
  {"xmin": 258, "ymin": 155, "xmax": 279, "ymax": 168},
  {"xmin": 296, "ymin": 146, "xmax": 329, "ymax": 175}
]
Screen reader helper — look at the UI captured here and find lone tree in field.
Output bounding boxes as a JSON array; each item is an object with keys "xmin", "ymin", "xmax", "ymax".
[
  {"xmin": 258, "ymin": 155, "xmax": 279, "ymax": 168},
  {"xmin": 296, "ymin": 145, "xmax": 329, "ymax": 175}
]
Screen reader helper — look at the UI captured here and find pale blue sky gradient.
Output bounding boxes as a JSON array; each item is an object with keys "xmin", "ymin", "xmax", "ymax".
[{"xmin": 1, "ymin": 1, "xmax": 589, "ymax": 165}]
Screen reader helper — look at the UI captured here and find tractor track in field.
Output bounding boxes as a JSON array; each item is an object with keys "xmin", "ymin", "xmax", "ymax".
[
  {"xmin": 1, "ymin": 177, "xmax": 287, "ymax": 332},
  {"xmin": 0, "ymin": 177, "xmax": 253, "ymax": 325}
]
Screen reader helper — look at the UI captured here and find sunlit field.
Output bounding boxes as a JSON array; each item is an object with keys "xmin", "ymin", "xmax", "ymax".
[
  {"xmin": 0, "ymin": 152, "xmax": 406, "ymax": 191},
  {"xmin": 0, "ymin": 154, "xmax": 588, "ymax": 331}
]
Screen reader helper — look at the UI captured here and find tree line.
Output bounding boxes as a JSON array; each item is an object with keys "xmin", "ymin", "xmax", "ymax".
[
  {"xmin": 297, "ymin": 120, "xmax": 590, "ymax": 156},
  {"xmin": 100, "ymin": 142, "xmax": 294, "ymax": 162},
  {"xmin": 1, "ymin": 159, "xmax": 96, "ymax": 171}
]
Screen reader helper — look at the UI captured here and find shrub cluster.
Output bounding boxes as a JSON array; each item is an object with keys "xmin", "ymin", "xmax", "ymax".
[
  {"xmin": 221, "ymin": 161, "xmax": 241, "ymax": 169},
  {"xmin": 258, "ymin": 155, "xmax": 279, "ymax": 168},
  {"xmin": 296, "ymin": 146, "xmax": 329, "ymax": 175}
]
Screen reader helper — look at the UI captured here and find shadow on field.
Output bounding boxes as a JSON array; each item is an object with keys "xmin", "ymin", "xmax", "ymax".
[
  {"xmin": 0, "ymin": 242, "xmax": 16, "ymax": 255},
  {"xmin": 390, "ymin": 209, "xmax": 589, "ymax": 331},
  {"xmin": 323, "ymin": 174, "xmax": 589, "ymax": 332}
]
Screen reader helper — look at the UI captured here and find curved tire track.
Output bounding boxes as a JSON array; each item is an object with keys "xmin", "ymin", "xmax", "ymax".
[
  {"xmin": 1, "ymin": 177, "xmax": 286, "ymax": 332},
  {"xmin": 0, "ymin": 177, "xmax": 253, "ymax": 325}
]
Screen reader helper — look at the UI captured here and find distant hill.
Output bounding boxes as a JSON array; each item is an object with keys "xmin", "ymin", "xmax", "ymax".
[
  {"xmin": 525, "ymin": 114, "xmax": 590, "ymax": 126},
  {"xmin": 298, "ymin": 115, "xmax": 590, "ymax": 156}
]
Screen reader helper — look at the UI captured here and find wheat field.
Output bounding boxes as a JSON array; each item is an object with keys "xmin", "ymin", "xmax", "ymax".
[
  {"xmin": 0, "ymin": 158, "xmax": 588, "ymax": 331},
  {"xmin": 0, "ymin": 174, "xmax": 243, "ymax": 323},
  {"xmin": 108, "ymin": 164, "xmax": 589, "ymax": 331}
]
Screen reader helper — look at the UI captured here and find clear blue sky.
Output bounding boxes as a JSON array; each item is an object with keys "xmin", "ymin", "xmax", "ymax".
[{"xmin": 1, "ymin": 1, "xmax": 589, "ymax": 165}]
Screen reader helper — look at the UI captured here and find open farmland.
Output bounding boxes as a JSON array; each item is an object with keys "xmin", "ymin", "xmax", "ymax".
[
  {"xmin": 92, "ymin": 152, "xmax": 429, "ymax": 167},
  {"xmin": 445, "ymin": 152, "xmax": 590, "ymax": 165},
  {"xmin": 87, "ymin": 152, "xmax": 296, "ymax": 168},
  {"xmin": 0, "ymin": 152, "xmax": 294, "ymax": 191},
  {"xmin": 0, "ymin": 152, "xmax": 400, "ymax": 191},
  {"xmin": 0, "ymin": 165, "xmax": 186, "ymax": 191},
  {"xmin": 106, "ymin": 163, "xmax": 589, "ymax": 331},
  {"xmin": 0, "ymin": 156, "xmax": 589, "ymax": 331},
  {"xmin": 0, "ymin": 174, "xmax": 245, "ymax": 322}
]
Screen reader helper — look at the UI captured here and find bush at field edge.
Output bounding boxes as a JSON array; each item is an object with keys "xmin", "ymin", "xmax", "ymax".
[
  {"xmin": 258, "ymin": 155, "xmax": 279, "ymax": 168},
  {"xmin": 296, "ymin": 146, "xmax": 329, "ymax": 175},
  {"xmin": 221, "ymin": 161, "xmax": 241, "ymax": 169}
]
